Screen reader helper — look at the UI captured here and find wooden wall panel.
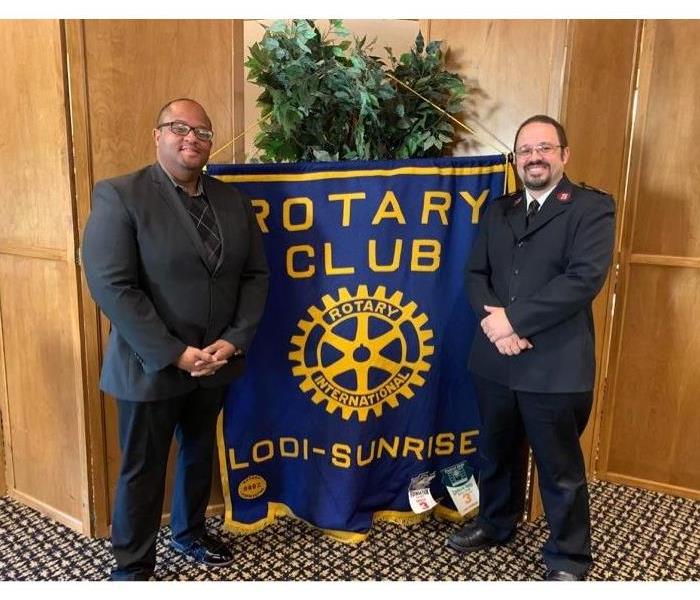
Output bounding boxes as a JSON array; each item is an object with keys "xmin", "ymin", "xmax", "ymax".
[
  {"xmin": 0, "ymin": 256, "xmax": 84, "ymax": 524},
  {"xmin": 83, "ymin": 19, "xmax": 235, "ymax": 182},
  {"xmin": 561, "ymin": 20, "xmax": 639, "ymax": 475},
  {"xmin": 599, "ymin": 21, "xmax": 700, "ymax": 499},
  {"xmin": 631, "ymin": 22, "xmax": 700, "ymax": 258},
  {"xmin": 78, "ymin": 19, "xmax": 238, "ymax": 528},
  {"xmin": 604, "ymin": 266, "xmax": 700, "ymax": 496},
  {"xmin": 0, "ymin": 20, "xmax": 73, "ymax": 251},
  {"xmin": 424, "ymin": 20, "xmax": 568, "ymax": 155},
  {"xmin": 63, "ymin": 20, "xmax": 111, "ymax": 536},
  {"xmin": 563, "ymin": 20, "xmax": 638, "ymax": 204},
  {"xmin": 0, "ymin": 20, "xmax": 89, "ymax": 530}
]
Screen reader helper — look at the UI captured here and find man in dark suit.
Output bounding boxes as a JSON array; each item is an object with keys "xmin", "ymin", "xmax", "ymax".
[
  {"xmin": 447, "ymin": 115, "xmax": 615, "ymax": 581},
  {"xmin": 82, "ymin": 98, "xmax": 269, "ymax": 580}
]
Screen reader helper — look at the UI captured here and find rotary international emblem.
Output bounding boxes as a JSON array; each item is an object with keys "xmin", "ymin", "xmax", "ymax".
[{"xmin": 288, "ymin": 285, "xmax": 434, "ymax": 421}]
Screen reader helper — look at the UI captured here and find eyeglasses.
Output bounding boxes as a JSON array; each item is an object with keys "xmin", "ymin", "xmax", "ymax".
[
  {"xmin": 157, "ymin": 121, "xmax": 214, "ymax": 142},
  {"xmin": 514, "ymin": 143, "xmax": 563, "ymax": 159}
]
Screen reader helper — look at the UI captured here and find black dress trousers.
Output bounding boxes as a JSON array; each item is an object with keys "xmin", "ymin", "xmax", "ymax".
[
  {"xmin": 110, "ymin": 386, "xmax": 225, "ymax": 580},
  {"xmin": 473, "ymin": 374, "xmax": 593, "ymax": 575}
]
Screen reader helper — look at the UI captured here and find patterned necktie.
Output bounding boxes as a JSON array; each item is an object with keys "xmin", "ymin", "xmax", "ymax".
[
  {"xmin": 526, "ymin": 199, "xmax": 540, "ymax": 228},
  {"xmin": 184, "ymin": 193, "xmax": 222, "ymax": 271}
]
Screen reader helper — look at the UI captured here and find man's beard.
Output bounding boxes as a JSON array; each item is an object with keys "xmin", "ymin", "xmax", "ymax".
[{"xmin": 523, "ymin": 160, "xmax": 551, "ymax": 190}]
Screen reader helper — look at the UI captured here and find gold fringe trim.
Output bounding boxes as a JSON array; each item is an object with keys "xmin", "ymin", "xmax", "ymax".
[
  {"xmin": 434, "ymin": 504, "xmax": 478, "ymax": 523},
  {"xmin": 221, "ymin": 501, "xmax": 478, "ymax": 544},
  {"xmin": 506, "ymin": 159, "xmax": 517, "ymax": 194}
]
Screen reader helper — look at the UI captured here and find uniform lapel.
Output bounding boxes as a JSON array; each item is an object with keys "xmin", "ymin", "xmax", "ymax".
[
  {"xmin": 524, "ymin": 175, "xmax": 573, "ymax": 237},
  {"xmin": 150, "ymin": 163, "xmax": 212, "ymax": 271},
  {"xmin": 505, "ymin": 191, "xmax": 527, "ymax": 240}
]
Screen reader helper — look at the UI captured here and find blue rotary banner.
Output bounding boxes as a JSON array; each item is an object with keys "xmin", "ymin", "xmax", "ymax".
[{"xmin": 208, "ymin": 155, "xmax": 511, "ymax": 541}]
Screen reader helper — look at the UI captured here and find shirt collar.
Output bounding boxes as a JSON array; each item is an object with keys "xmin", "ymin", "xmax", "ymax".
[
  {"xmin": 525, "ymin": 182, "xmax": 558, "ymax": 209},
  {"xmin": 157, "ymin": 161, "xmax": 204, "ymax": 197}
]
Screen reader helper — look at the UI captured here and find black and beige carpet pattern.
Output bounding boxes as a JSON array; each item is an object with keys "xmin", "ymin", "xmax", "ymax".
[{"xmin": 0, "ymin": 480, "xmax": 698, "ymax": 581}]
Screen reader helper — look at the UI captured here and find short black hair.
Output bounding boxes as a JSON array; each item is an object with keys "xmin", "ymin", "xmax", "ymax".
[
  {"xmin": 514, "ymin": 114, "xmax": 568, "ymax": 150},
  {"xmin": 156, "ymin": 98, "xmax": 211, "ymax": 128}
]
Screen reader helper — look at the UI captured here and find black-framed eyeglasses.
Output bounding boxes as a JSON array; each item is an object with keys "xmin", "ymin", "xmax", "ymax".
[
  {"xmin": 514, "ymin": 143, "xmax": 563, "ymax": 159},
  {"xmin": 157, "ymin": 121, "xmax": 214, "ymax": 142}
]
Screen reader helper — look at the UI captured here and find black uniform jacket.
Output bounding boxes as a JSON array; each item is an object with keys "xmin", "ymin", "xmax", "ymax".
[
  {"xmin": 466, "ymin": 175, "xmax": 615, "ymax": 393},
  {"xmin": 82, "ymin": 163, "xmax": 270, "ymax": 401}
]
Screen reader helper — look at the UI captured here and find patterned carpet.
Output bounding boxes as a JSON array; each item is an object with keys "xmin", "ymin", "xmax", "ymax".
[{"xmin": 0, "ymin": 480, "xmax": 698, "ymax": 581}]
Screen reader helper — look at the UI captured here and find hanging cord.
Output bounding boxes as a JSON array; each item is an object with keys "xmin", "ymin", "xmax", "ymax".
[
  {"xmin": 207, "ymin": 111, "xmax": 273, "ymax": 163},
  {"xmin": 384, "ymin": 73, "xmax": 512, "ymax": 156},
  {"xmin": 385, "ymin": 73, "xmax": 517, "ymax": 195}
]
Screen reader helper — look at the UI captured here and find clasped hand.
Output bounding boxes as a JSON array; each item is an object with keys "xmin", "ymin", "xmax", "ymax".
[
  {"xmin": 480, "ymin": 305, "xmax": 533, "ymax": 356},
  {"xmin": 175, "ymin": 339, "xmax": 238, "ymax": 377}
]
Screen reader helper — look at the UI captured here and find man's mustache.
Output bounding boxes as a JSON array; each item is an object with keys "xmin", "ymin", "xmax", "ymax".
[{"xmin": 525, "ymin": 160, "xmax": 548, "ymax": 169}]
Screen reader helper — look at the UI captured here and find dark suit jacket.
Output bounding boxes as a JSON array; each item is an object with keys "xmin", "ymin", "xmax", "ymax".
[
  {"xmin": 466, "ymin": 175, "xmax": 615, "ymax": 393},
  {"xmin": 82, "ymin": 163, "xmax": 270, "ymax": 401}
]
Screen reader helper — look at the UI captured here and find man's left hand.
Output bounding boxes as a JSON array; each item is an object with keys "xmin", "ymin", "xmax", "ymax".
[
  {"xmin": 495, "ymin": 333, "xmax": 533, "ymax": 355},
  {"xmin": 481, "ymin": 305, "xmax": 515, "ymax": 342},
  {"xmin": 202, "ymin": 339, "xmax": 238, "ymax": 361},
  {"xmin": 192, "ymin": 339, "xmax": 239, "ymax": 376}
]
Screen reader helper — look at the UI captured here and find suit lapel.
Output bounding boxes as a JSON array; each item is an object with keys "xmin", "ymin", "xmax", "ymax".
[
  {"xmin": 525, "ymin": 175, "xmax": 573, "ymax": 237},
  {"xmin": 150, "ymin": 164, "xmax": 212, "ymax": 271}
]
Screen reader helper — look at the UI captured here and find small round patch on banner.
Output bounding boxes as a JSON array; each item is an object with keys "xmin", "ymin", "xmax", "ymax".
[{"xmin": 238, "ymin": 475, "xmax": 267, "ymax": 499}]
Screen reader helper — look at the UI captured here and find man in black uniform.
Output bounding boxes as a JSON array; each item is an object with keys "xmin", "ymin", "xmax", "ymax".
[{"xmin": 447, "ymin": 115, "xmax": 615, "ymax": 580}]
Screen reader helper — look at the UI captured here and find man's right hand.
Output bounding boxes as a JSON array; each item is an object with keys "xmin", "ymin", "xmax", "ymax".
[{"xmin": 175, "ymin": 346, "xmax": 227, "ymax": 377}]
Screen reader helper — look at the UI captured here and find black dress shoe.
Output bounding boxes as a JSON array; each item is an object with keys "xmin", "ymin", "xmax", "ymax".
[
  {"xmin": 446, "ymin": 523, "xmax": 509, "ymax": 553},
  {"xmin": 545, "ymin": 569, "xmax": 585, "ymax": 581},
  {"xmin": 170, "ymin": 533, "xmax": 234, "ymax": 567}
]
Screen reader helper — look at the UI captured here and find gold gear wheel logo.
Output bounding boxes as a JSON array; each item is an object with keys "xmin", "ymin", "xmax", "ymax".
[{"xmin": 289, "ymin": 285, "xmax": 434, "ymax": 421}]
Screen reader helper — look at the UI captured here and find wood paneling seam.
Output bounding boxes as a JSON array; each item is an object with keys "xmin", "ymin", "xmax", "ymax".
[
  {"xmin": 0, "ymin": 245, "xmax": 66, "ymax": 262},
  {"xmin": 630, "ymin": 254, "xmax": 700, "ymax": 268},
  {"xmin": 0, "ymin": 283, "xmax": 15, "ymax": 490}
]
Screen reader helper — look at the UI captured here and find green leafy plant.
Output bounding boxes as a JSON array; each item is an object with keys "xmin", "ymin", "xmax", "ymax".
[{"xmin": 245, "ymin": 19, "xmax": 467, "ymax": 162}]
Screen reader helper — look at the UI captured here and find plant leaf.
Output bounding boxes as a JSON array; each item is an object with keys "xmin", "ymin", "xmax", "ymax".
[{"xmin": 245, "ymin": 19, "xmax": 469, "ymax": 162}]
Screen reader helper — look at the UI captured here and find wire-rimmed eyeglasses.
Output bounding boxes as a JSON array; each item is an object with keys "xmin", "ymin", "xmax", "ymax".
[{"xmin": 514, "ymin": 143, "xmax": 563, "ymax": 159}]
